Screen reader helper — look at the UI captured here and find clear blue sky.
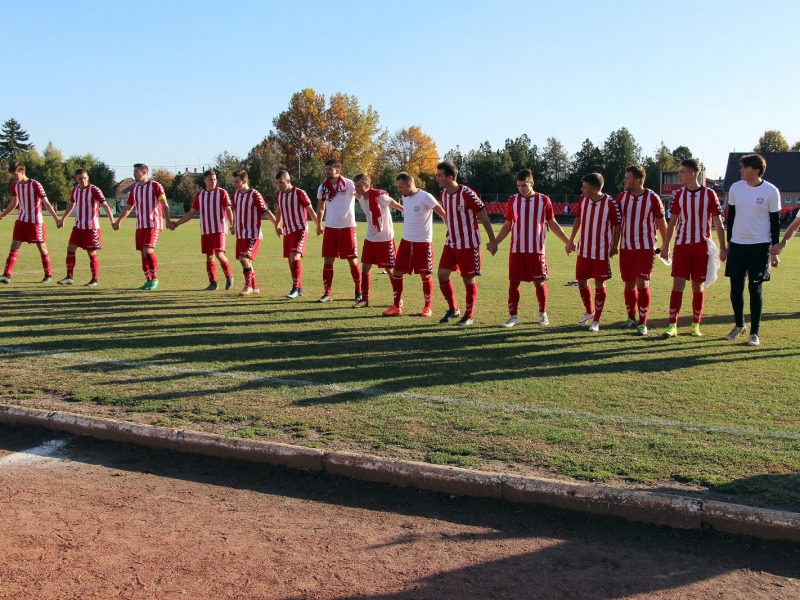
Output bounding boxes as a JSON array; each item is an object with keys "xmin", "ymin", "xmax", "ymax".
[{"xmin": 5, "ymin": 0, "xmax": 798, "ymax": 182}]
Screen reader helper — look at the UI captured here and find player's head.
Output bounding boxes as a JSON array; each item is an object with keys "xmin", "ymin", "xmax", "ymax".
[
  {"xmin": 581, "ymin": 173, "xmax": 604, "ymax": 195},
  {"xmin": 274, "ymin": 169, "xmax": 291, "ymax": 192},
  {"xmin": 623, "ymin": 165, "xmax": 646, "ymax": 192},
  {"xmin": 516, "ymin": 168, "xmax": 534, "ymax": 195},
  {"xmin": 133, "ymin": 163, "xmax": 149, "ymax": 182},
  {"xmin": 324, "ymin": 159, "xmax": 341, "ymax": 180},
  {"xmin": 739, "ymin": 153, "xmax": 766, "ymax": 180},
  {"xmin": 74, "ymin": 168, "xmax": 89, "ymax": 188},
  {"xmin": 353, "ymin": 173, "xmax": 371, "ymax": 196},
  {"xmin": 396, "ymin": 171, "xmax": 416, "ymax": 196},
  {"xmin": 233, "ymin": 169, "xmax": 249, "ymax": 192},
  {"xmin": 678, "ymin": 159, "xmax": 701, "ymax": 186},
  {"xmin": 436, "ymin": 160, "xmax": 458, "ymax": 188},
  {"xmin": 8, "ymin": 162, "xmax": 26, "ymax": 182},
  {"xmin": 202, "ymin": 169, "xmax": 217, "ymax": 190}
]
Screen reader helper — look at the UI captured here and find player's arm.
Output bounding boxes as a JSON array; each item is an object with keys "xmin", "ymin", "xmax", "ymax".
[
  {"xmin": 0, "ymin": 196, "xmax": 18, "ymax": 220},
  {"xmin": 566, "ymin": 212, "xmax": 581, "ymax": 254},
  {"xmin": 660, "ymin": 214, "xmax": 678, "ymax": 261},
  {"xmin": 610, "ymin": 223, "xmax": 621, "ymax": 258},
  {"xmin": 43, "ymin": 196, "xmax": 60, "ymax": 224},
  {"xmin": 433, "ymin": 202, "xmax": 446, "ymax": 220},
  {"xmin": 656, "ymin": 217, "xmax": 668, "ymax": 249},
  {"xmin": 477, "ymin": 208, "xmax": 496, "ymax": 244},
  {"xmin": 493, "ymin": 220, "xmax": 513, "ymax": 248},
  {"xmin": 60, "ymin": 200, "xmax": 76, "ymax": 228},
  {"xmin": 100, "ymin": 201, "xmax": 116, "ymax": 226},
  {"xmin": 772, "ymin": 215, "xmax": 800, "ymax": 255},
  {"xmin": 315, "ymin": 199, "xmax": 325, "ymax": 235},
  {"xmin": 546, "ymin": 218, "xmax": 571, "ymax": 247},
  {"xmin": 388, "ymin": 199, "xmax": 404, "ymax": 212},
  {"xmin": 114, "ymin": 203, "xmax": 133, "ymax": 229},
  {"xmin": 172, "ymin": 207, "xmax": 197, "ymax": 228},
  {"xmin": 713, "ymin": 214, "xmax": 727, "ymax": 261},
  {"xmin": 158, "ymin": 195, "xmax": 172, "ymax": 226},
  {"xmin": 225, "ymin": 205, "xmax": 234, "ymax": 233}
]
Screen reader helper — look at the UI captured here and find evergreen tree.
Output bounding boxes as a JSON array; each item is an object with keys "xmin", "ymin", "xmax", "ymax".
[{"xmin": 0, "ymin": 118, "xmax": 33, "ymax": 160}]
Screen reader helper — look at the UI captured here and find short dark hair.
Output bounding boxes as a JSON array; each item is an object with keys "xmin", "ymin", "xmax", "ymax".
[
  {"xmin": 274, "ymin": 170, "xmax": 289, "ymax": 180},
  {"xmin": 8, "ymin": 162, "xmax": 25, "ymax": 174},
  {"xmin": 625, "ymin": 165, "xmax": 646, "ymax": 181},
  {"xmin": 353, "ymin": 173, "xmax": 371, "ymax": 184},
  {"xmin": 74, "ymin": 168, "xmax": 88, "ymax": 176},
  {"xmin": 324, "ymin": 158, "xmax": 341, "ymax": 169},
  {"xmin": 202, "ymin": 169, "xmax": 216, "ymax": 178},
  {"xmin": 739, "ymin": 153, "xmax": 766, "ymax": 177},
  {"xmin": 234, "ymin": 169, "xmax": 250, "ymax": 181},
  {"xmin": 437, "ymin": 160, "xmax": 458, "ymax": 179},
  {"xmin": 133, "ymin": 163, "xmax": 149, "ymax": 173},
  {"xmin": 516, "ymin": 168, "xmax": 533, "ymax": 181},
  {"xmin": 681, "ymin": 158, "xmax": 701, "ymax": 173},
  {"xmin": 396, "ymin": 172, "xmax": 414, "ymax": 184},
  {"xmin": 582, "ymin": 173, "xmax": 604, "ymax": 190}
]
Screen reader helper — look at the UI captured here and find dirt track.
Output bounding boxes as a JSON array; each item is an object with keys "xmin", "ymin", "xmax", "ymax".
[{"xmin": 0, "ymin": 425, "xmax": 798, "ymax": 599}]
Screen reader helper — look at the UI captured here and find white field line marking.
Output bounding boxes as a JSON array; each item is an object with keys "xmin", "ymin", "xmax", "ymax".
[
  {"xmin": 0, "ymin": 439, "xmax": 69, "ymax": 467},
  {"xmin": 1, "ymin": 346, "xmax": 798, "ymax": 441}
]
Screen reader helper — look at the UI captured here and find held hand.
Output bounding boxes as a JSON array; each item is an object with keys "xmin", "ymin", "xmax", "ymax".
[
  {"xmin": 275, "ymin": 226, "xmax": 283, "ymax": 237},
  {"xmin": 771, "ymin": 255, "xmax": 780, "ymax": 268},
  {"xmin": 770, "ymin": 242, "xmax": 784, "ymax": 256},
  {"xmin": 316, "ymin": 224, "xmax": 323, "ymax": 236},
  {"xmin": 718, "ymin": 247, "xmax": 728, "ymax": 263},
  {"xmin": 486, "ymin": 241, "xmax": 498, "ymax": 256},
  {"xmin": 565, "ymin": 240, "xmax": 575, "ymax": 255},
  {"xmin": 56, "ymin": 219, "xmax": 63, "ymax": 229},
  {"xmin": 609, "ymin": 246, "xmax": 618, "ymax": 258},
  {"xmin": 112, "ymin": 221, "xmax": 120, "ymax": 231},
  {"xmin": 659, "ymin": 246, "xmax": 669, "ymax": 262}
]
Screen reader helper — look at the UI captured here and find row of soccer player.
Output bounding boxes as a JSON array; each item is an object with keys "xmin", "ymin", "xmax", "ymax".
[{"xmin": 1, "ymin": 155, "xmax": 790, "ymax": 343}]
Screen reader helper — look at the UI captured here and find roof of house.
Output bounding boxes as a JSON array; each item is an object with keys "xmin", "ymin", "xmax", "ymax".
[{"xmin": 722, "ymin": 152, "xmax": 800, "ymax": 192}]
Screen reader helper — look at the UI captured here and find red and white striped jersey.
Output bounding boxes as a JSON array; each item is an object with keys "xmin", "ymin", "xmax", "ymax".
[
  {"xmin": 441, "ymin": 185, "xmax": 485, "ymax": 249},
  {"xmin": 192, "ymin": 188, "xmax": 230, "ymax": 235},
  {"xmin": 576, "ymin": 194, "xmax": 621, "ymax": 260},
  {"xmin": 505, "ymin": 193, "xmax": 554, "ymax": 254},
  {"xmin": 617, "ymin": 189, "xmax": 664, "ymax": 250},
  {"xmin": 10, "ymin": 179, "xmax": 47, "ymax": 224},
  {"xmin": 126, "ymin": 180, "xmax": 166, "ymax": 230},
  {"xmin": 71, "ymin": 184, "xmax": 106, "ymax": 229},
  {"xmin": 233, "ymin": 188, "xmax": 268, "ymax": 240},
  {"xmin": 670, "ymin": 187, "xmax": 721, "ymax": 246},
  {"xmin": 276, "ymin": 187, "xmax": 311, "ymax": 235}
]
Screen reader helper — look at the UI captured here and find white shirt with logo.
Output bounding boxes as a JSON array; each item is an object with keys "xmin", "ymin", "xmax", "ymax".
[
  {"xmin": 401, "ymin": 190, "xmax": 438, "ymax": 242},
  {"xmin": 727, "ymin": 180, "xmax": 781, "ymax": 245}
]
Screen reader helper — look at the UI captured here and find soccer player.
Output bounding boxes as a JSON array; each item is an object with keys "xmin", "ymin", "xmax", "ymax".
[
  {"xmin": 659, "ymin": 159, "xmax": 727, "ymax": 337},
  {"xmin": 436, "ymin": 160, "xmax": 497, "ymax": 326},
  {"xmin": 114, "ymin": 163, "xmax": 171, "ymax": 290},
  {"xmin": 170, "ymin": 169, "xmax": 235, "ymax": 291},
  {"xmin": 353, "ymin": 173, "xmax": 403, "ymax": 309},
  {"xmin": 0, "ymin": 162, "xmax": 60, "ymax": 284},
  {"xmin": 566, "ymin": 173, "xmax": 620, "ymax": 332},
  {"xmin": 488, "ymin": 169, "xmax": 571, "ymax": 328},
  {"xmin": 56, "ymin": 169, "xmax": 116, "ymax": 287},
  {"xmin": 383, "ymin": 172, "xmax": 445, "ymax": 317},
  {"xmin": 316, "ymin": 159, "xmax": 361, "ymax": 303},
  {"xmin": 275, "ymin": 170, "xmax": 319, "ymax": 299},
  {"xmin": 724, "ymin": 154, "xmax": 781, "ymax": 346},
  {"xmin": 232, "ymin": 169, "xmax": 281, "ymax": 296},
  {"xmin": 616, "ymin": 165, "xmax": 667, "ymax": 336}
]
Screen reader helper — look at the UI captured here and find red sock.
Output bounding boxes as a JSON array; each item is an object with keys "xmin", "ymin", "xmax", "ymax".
[
  {"xmin": 535, "ymin": 283, "xmax": 547, "ymax": 313},
  {"xmin": 251, "ymin": 272, "xmax": 258, "ymax": 290},
  {"xmin": 206, "ymin": 260, "xmax": 217, "ymax": 283},
  {"xmin": 593, "ymin": 287, "xmax": 607, "ymax": 322},
  {"xmin": 669, "ymin": 290, "xmax": 683, "ymax": 324},
  {"xmin": 66, "ymin": 251, "xmax": 77, "ymax": 278},
  {"xmin": 220, "ymin": 260, "xmax": 232, "ymax": 279},
  {"xmin": 42, "ymin": 253, "xmax": 51, "ymax": 277},
  {"xmin": 508, "ymin": 281, "xmax": 521, "ymax": 315},
  {"xmin": 362, "ymin": 272, "xmax": 371, "ymax": 302},
  {"xmin": 465, "ymin": 282, "xmax": 478, "ymax": 319},
  {"xmin": 243, "ymin": 267, "xmax": 253, "ymax": 288},
  {"xmin": 579, "ymin": 286, "xmax": 593, "ymax": 314},
  {"xmin": 4, "ymin": 249, "xmax": 19, "ymax": 276},
  {"xmin": 692, "ymin": 291, "xmax": 704, "ymax": 323},
  {"xmin": 146, "ymin": 253, "xmax": 158, "ymax": 279},
  {"xmin": 422, "ymin": 276, "xmax": 433, "ymax": 309},
  {"xmin": 440, "ymin": 280, "xmax": 457, "ymax": 311},
  {"xmin": 323, "ymin": 264, "xmax": 334, "ymax": 295},
  {"xmin": 350, "ymin": 263, "xmax": 361, "ymax": 292},
  {"xmin": 89, "ymin": 254, "xmax": 99, "ymax": 280},
  {"xmin": 390, "ymin": 275, "xmax": 404, "ymax": 308},
  {"xmin": 638, "ymin": 287, "xmax": 651, "ymax": 324},
  {"xmin": 624, "ymin": 288, "xmax": 637, "ymax": 319},
  {"xmin": 290, "ymin": 260, "xmax": 302, "ymax": 288},
  {"xmin": 141, "ymin": 255, "xmax": 151, "ymax": 280}
]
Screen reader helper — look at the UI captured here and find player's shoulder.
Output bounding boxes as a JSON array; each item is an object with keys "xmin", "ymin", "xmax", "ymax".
[
  {"xmin": 460, "ymin": 185, "xmax": 479, "ymax": 198},
  {"xmin": 615, "ymin": 191, "xmax": 627, "ymax": 201}
]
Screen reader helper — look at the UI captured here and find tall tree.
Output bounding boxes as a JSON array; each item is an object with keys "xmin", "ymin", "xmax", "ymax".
[
  {"xmin": 384, "ymin": 125, "xmax": 439, "ymax": 190},
  {"xmin": 63, "ymin": 153, "xmax": 116, "ymax": 199},
  {"xmin": 792, "ymin": 140, "xmax": 800, "ymax": 152},
  {"xmin": 151, "ymin": 168, "xmax": 176, "ymax": 190},
  {"xmin": 0, "ymin": 118, "xmax": 33, "ymax": 160},
  {"xmin": 504, "ymin": 134, "xmax": 543, "ymax": 179},
  {"xmin": 671, "ymin": 145, "xmax": 693, "ymax": 163},
  {"xmin": 326, "ymin": 92, "xmax": 385, "ymax": 175},
  {"xmin": 602, "ymin": 127, "xmax": 642, "ymax": 193},
  {"xmin": 541, "ymin": 137, "xmax": 570, "ymax": 194},
  {"xmin": 213, "ymin": 151, "xmax": 243, "ymax": 191},
  {"xmin": 754, "ymin": 130, "xmax": 790, "ymax": 153},
  {"xmin": 243, "ymin": 137, "xmax": 284, "ymax": 201},
  {"xmin": 568, "ymin": 139, "xmax": 604, "ymax": 193},
  {"xmin": 39, "ymin": 142, "xmax": 70, "ymax": 205}
]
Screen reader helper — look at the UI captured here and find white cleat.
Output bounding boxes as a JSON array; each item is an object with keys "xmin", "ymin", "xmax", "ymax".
[
  {"xmin": 577, "ymin": 312, "xmax": 593, "ymax": 326},
  {"xmin": 538, "ymin": 312, "xmax": 549, "ymax": 326},
  {"xmin": 747, "ymin": 334, "xmax": 761, "ymax": 347},
  {"xmin": 726, "ymin": 325, "xmax": 747, "ymax": 341},
  {"xmin": 588, "ymin": 321, "xmax": 600, "ymax": 332},
  {"xmin": 501, "ymin": 315, "xmax": 520, "ymax": 328}
]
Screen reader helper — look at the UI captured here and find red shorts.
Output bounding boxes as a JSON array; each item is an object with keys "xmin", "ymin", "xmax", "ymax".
[
  {"xmin": 200, "ymin": 232, "xmax": 227, "ymax": 255},
  {"xmin": 438, "ymin": 245, "xmax": 481, "ymax": 277},
  {"xmin": 619, "ymin": 248, "xmax": 655, "ymax": 282},
  {"xmin": 12, "ymin": 221, "xmax": 45, "ymax": 244},
  {"xmin": 68, "ymin": 227, "xmax": 101, "ymax": 250},
  {"xmin": 576, "ymin": 255, "xmax": 612, "ymax": 281},
  {"xmin": 236, "ymin": 238, "xmax": 261, "ymax": 260},
  {"xmin": 135, "ymin": 227, "xmax": 160, "ymax": 251},
  {"xmin": 361, "ymin": 239, "xmax": 396, "ymax": 269},
  {"xmin": 509, "ymin": 252, "xmax": 548, "ymax": 282},
  {"xmin": 672, "ymin": 242, "xmax": 708, "ymax": 282},
  {"xmin": 283, "ymin": 228, "xmax": 307, "ymax": 258},
  {"xmin": 322, "ymin": 226, "xmax": 357, "ymax": 259},
  {"xmin": 395, "ymin": 239, "xmax": 434, "ymax": 274}
]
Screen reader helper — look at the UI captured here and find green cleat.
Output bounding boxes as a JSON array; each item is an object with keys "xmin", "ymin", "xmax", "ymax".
[
  {"xmin": 690, "ymin": 323, "xmax": 702, "ymax": 337},
  {"xmin": 138, "ymin": 280, "xmax": 151, "ymax": 290},
  {"xmin": 620, "ymin": 317, "xmax": 637, "ymax": 329},
  {"xmin": 635, "ymin": 323, "xmax": 648, "ymax": 336},
  {"xmin": 663, "ymin": 323, "xmax": 678, "ymax": 338},
  {"xmin": 147, "ymin": 278, "xmax": 159, "ymax": 290}
]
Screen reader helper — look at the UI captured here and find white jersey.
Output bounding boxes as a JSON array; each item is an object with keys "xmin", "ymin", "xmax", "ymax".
[
  {"xmin": 358, "ymin": 191, "xmax": 394, "ymax": 243},
  {"xmin": 727, "ymin": 179, "xmax": 781, "ymax": 245},
  {"xmin": 401, "ymin": 190, "xmax": 438, "ymax": 243},
  {"xmin": 317, "ymin": 176, "xmax": 356, "ymax": 229}
]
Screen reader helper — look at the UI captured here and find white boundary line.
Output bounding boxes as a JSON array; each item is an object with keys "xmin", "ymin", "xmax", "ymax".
[
  {"xmin": 0, "ymin": 439, "xmax": 69, "ymax": 466},
  {"xmin": 1, "ymin": 345, "xmax": 798, "ymax": 441}
]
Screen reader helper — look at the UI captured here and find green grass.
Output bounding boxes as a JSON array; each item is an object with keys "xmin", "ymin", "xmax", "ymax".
[{"xmin": 0, "ymin": 216, "xmax": 798, "ymax": 510}]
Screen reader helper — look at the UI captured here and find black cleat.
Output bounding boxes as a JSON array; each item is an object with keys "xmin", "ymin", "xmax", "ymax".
[
  {"xmin": 438, "ymin": 309, "xmax": 461, "ymax": 324},
  {"xmin": 204, "ymin": 282, "xmax": 218, "ymax": 291}
]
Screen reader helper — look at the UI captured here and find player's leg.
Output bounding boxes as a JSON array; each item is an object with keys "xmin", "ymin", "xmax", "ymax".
[
  {"xmin": 622, "ymin": 280, "xmax": 637, "ymax": 327},
  {"xmin": 205, "ymin": 252, "xmax": 218, "ymax": 290},
  {"xmin": 287, "ymin": 249, "xmax": 303, "ymax": 298},
  {"xmin": 690, "ymin": 280, "xmax": 705, "ymax": 336},
  {"xmin": 420, "ymin": 270, "xmax": 433, "ymax": 317},
  {"xmin": 635, "ymin": 277, "xmax": 651, "ymax": 335},
  {"xmin": 86, "ymin": 249, "xmax": 99, "ymax": 286},
  {"xmin": 347, "ymin": 256, "xmax": 362, "ymax": 302},
  {"xmin": 383, "ymin": 267, "xmax": 403, "ymax": 316},
  {"xmin": 216, "ymin": 249, "xmax": 234, "ymax": 290},
  {"xmin": 589, "ymin": 277, "xmax": 606, "ymax": 331},
  {"xmin": 1, "ymin": 239, "xmax": 23, "ymax": 282},
  {"xmin": 504, "ymin": 279, "xmax": 521, "ymax": 328},
  {"xmin": 357, "ymin": 262, "xmax": 372, "ymax": 308},
  {"xmin": 35, "ymin": 241, "xmax": 52, "ymax": 282},
  {"xmin": 59, "ymin": 242, "xmax": 80, "ymax": 285},
  {"xmin": 663, "ymin": 276, "xmax": 686, "ymax": 337},
  {"xmin": 142, "ymin": 245, "xmax": 159, "ymax": 290},
  {"xmin": 534, "ymin": 280, "xmax": 549, "ymax": 326},
  {"xmin": 437, "ymin": 245, "xmax": 460, "ymax": 323}
]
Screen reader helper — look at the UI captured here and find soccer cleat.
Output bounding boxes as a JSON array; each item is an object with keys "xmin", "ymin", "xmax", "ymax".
[
  {"xmin": 285, "ymin": 287, "xmax": 302, "ymax": 299},
  {"xmin": 635, "ymin": 323, "xmax": 648, "ymax": 336},
  {"xmin": 240, "ymin": 286, "xmax": 254, "ymax": 296},
  {"xmin": 138, "ymin": 280, "xmax": 151, "ymax": 290},
  {"xmin": 538, "ymin": 312, "xmax": 549, "ymax": 326},
  {"xmin": 588, "ymin": 321, "xmax": 600, "ymax": 332},
  {"xmin": 726, "ymin": 325, "xmax": 747, "ymax": 341},
  {"xmin": 502, "ymin": 315, "xmax": 520, "ymax": 328},
  {"xmin": 145, "ymin": 279, "xmax": 159, "ymax": 290},
  {"xmin": 663, "ymin": 323, "xmax": 678, "ymax": 338},
  {"xmin": 455, "ymin": 316, "xmax": 473, "ymax": 326},
  {"xmin": 747, "ymin": 334, "xmax": 761, "ymax": 346},
  {"xmin": 204, "ymin": 282, "xmax": 218, "ymax": 291},
  {"xmin": 225, "ymin": 276, "xmax": 234, "ymax": 290},
  {"xmin": 421, "ymin": 305, "xmax": 433, "ymax": 317},
  {"xmin": 57, "ymin": 277, "xmax": 74, "ymax": 285},
  {"xmin": 577, "ymin": 312, "xmax": 593, "ymax": 326},
  {"xmin": 253, "ymin": 288, "xmax": 260, "ymax": 294},
  {"xmin": 354, "ymin": 300, "xmax": 369, "ymax": 308},
  {"xmin": 318, "ymin": 293, "xmax": 333, "ymax": 303},
  {"xmin": 382, "ymin": 305, "xmax": 402, "ymax": 316},
  {"xmin": 690, "ymin": 323, "xmax": 703, "ymax": 337},
  {"xmin": 40, "ymin": 276, "xmax": 52, "ymax": 283},
  {"xmin": 84, "ymin": 279, "xmax": 98, "ymax": 287},
  {"xmin": 0, "ymin": 274, "xmax": 9, "ymax": 284},
  {"xmin": 620, "ymin": 317, "xmax": 637, "ymax": 329},
  {"xmin": 354, "ymin": 291, "xmax": 363, "ymax": 303},
  {"xmin": 439, "ymin": 308, "xmax": 461, "ymax": 324}
]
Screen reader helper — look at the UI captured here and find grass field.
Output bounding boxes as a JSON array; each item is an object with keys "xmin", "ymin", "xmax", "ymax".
[{"xmin": 0, "ymin": 217, "xmax": 798, "ymax": 510}]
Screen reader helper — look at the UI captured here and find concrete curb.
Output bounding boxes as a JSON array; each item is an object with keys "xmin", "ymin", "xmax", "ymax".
[{"xmin": 1, "ymin": 405, "xmax": 798, "ymax": 543}]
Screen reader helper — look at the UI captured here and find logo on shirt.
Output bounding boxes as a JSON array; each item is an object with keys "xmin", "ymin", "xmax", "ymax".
[
  {"xmin": 756, "ymin": 197, "xmax": 765, "ymax": 204},
  {"xmin": 457, "ymin": 203, "xmax": 465, "ymax": 212},
  {"xmin": 414, "ymin": 206, "xmax": 420, "ymax": 212}
]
